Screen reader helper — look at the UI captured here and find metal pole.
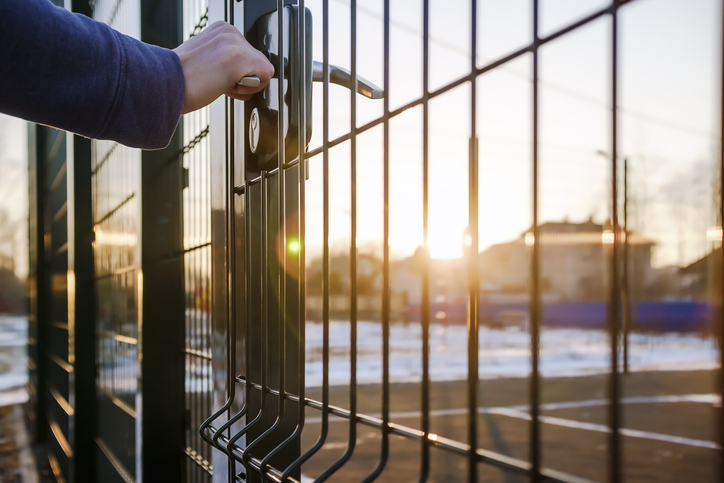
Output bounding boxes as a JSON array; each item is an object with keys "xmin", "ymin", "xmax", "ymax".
[
  {"xmin": 718, "ymin": 0, "xmax": 724, "ymax": 477},
  {"xmin": 530, "ymin": 0, "xmax": 541, "ymax": 480},
  {"xmin": 608, "ymin": 3, "xmax": 622, "ymax": 482},
  {"xmin": 623, "ymin": 158, "xmax": 629, "ymax": 374}
]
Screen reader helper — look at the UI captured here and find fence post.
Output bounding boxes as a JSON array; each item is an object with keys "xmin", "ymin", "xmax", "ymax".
[{"xmin": 140, "ymin": 0, "xmax": 185, "ymax": 481}]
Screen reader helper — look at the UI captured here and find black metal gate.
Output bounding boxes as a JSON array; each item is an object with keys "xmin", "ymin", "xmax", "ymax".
[{"xmin": 201, "ymin": 0, "xmax": 724, "ymax": 482}]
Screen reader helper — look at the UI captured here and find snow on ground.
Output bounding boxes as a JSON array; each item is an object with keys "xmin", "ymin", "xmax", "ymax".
[
  {"xmin": 0, "ymin": 315, "xmax": 28, "ymax": 394},
  {"xmin": 0, "ymin": 388, "xmax": 28, "ymax": 407},
  {"xmin": 304, "ymin": 320, "xmax": 719, "ymax": 387},
  {"xmin": 6, "ymin": 312, "xmax": 716, "ymax": 394}
]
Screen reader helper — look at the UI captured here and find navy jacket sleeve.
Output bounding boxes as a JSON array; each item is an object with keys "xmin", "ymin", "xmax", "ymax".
[{"xmin": 0, "ymin": 0, "xmax": 185, "ymax": 150}]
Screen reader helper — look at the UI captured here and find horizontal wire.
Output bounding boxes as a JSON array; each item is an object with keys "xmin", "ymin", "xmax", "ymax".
[
  {"xmin": 232, "ymin": 376, "xmax": 590, "ymax": 483},
  {"xmin": 90, "ymin": 142, "xmax": 119, "ymax": 176},
  {"xmin": 93, "ymin": 193, "xmax": 135, "ymax": 226},
  {"xmin": 185, "ymin": 348, "xmax": 212, "ymax": 360},
  {"xmin": 184, "ymin": 446, "xmax": 213, "ymax": 475},
  {"xmin": 292, "ymin": 2, "xmax": 640, "ymax": 165},
  {"xmin": 183, "ymin": 126, "xmax": 210, "ymax": 155},
  {"xmin": 207, "ymin": 428, "xmax": 298, "ymax": 483},
  {"xmin": 98, "ymin": 386, "xmax": 137, "ymax": 418},
  {"xmin": 93, "ymin": 264, "xmax": 137, "ymax": 281},
  {"xmin": 188, "ymin": 9, "xmax": 209, "ymax": 39}
]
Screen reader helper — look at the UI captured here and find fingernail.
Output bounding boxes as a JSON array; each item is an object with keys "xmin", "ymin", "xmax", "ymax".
[{"xmin": 238, "ymin": 76, "xmax": 261, "ymax": 88}]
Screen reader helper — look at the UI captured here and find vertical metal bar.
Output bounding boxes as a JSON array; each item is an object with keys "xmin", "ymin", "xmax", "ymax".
[
  {"xmin": 197, "ymin": 113, "xmax": 204, "ymax": 480},
  {"xmin": 383, "ymin": 3, "xmax": 391, "ymax": 470},
  {"xmin": 259, "ymin": 0, "xmax": 310, "ymax": 473},
  {"xmin": 321, "ymin": 0, "xmax": 331, "ymax": 457},
  {"xmin": 226, "ymin": 44, "xmax": 236, "ymax": 479},
  {"xmin": 264, "ymin": 0, "xmax": 309, "ymax": 474},
  {"xmin": 27, "ymin": 124, "xmax": 47, "ymax": 445},
  {"xmin": 194, "ymin": 129, "xmax": 201, "ymax": 482},
  {"xmin": 276, "ymin": 0, "xmax": 286, "ymax": 169},
  {"xmin": 240, "ymin": 175, "xmax": 252, "ymax": 450},
  {"xmin": 237, "ymin": 171, "xmax": 269, "ymax": 472},
  {"xmin": 363, "ymin": 1, "xmax": 391, "ymax": 480},
  {"xmin": 207, "ymin": 83, "xmax": 237, "ymax": 455},
  {"xmin": 226, "ymin": 33, "xmax": 237, "ymax": 475},
  {"xmin": 227, "ymin": 30, "xmax": 239, "ymax": 475},
  {"xmin": 281, "ymin": 0, "xmax": 331, "ymax": 478},
  {"xmin": 256, "ymin": 0, "xmax": 292, "ymax": 471},
  {"xmin": 273, "ymin": 0, "xmax": 312, "ymax": 477},
  {"xmin": 467, "ymin": 1, "xmax": 480, "ymax": 482},
  {"xmin": 275, "ymin": 7, "xmax": 288, "ymax": 468},
  {"xmin": 530, "ymin": 0, "xmax": 541, "ymax": 481},
  {"xmin": 297, "ymin": 0, "xmax": 308, "ymax": 459},
  {"xmin": 418, "ymin": 0, "xmax": 431, "ymax": 480},
  {"xmin": 608, "ymin": 2, "xmax": 621, "ymax": 482},
  {"xmin": 206, "ymin": 246, "xmax": 213, "ymax": 480},
  {"xmin": 195, "ymin": 119, "xmax": 200, "ymax": 479},
  {"xmin": 316, "ymin": 2, "xmax": 358, "ymax": 479},
  {"xmin": 139, "ymin": 0, "xmax": 186, "ymax": 476},
  {"xmin": 256, "ymin": 200, "xmax": 287, "ymax": 476},
  {"xmin": 622, "ymin": 158, "xmax": 629, "ymax": 374},
  {"xmin": 719, "ymin": 2, "xmax": 724, "ymax": 478},
  {"xmin": 229, "ymin": 0, "xmax": 283, "ymax": 472},
  {"xmin": 189, "ymin": 111, "xmax": 194, "ymax": 477},
  {"xmin": 719, "ymin": 0, "xmax": 724, "ymax": 476},
  {"xmin": 189, "ymin": 251, "xmax": 195, "ymax": 480},
  {"xmin": 348, "ymin": 0, "xmax": 359, "ymax": 467},
  {"xmin": 202, "ymin": 100, "xmax": 238, "ymax": 457},
  {"xmin": 217, "ymin": 57, "xmax": 252, "ymax": 470}
]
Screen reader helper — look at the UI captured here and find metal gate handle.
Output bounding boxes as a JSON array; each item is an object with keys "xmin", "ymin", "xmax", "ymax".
[
  {"xmin": 258, "ymin": 51, "xmax": 384, "ymax": 100},
  {"xmin": 312, "ymin": 61, "xmax": 384, "ymax": 99}
]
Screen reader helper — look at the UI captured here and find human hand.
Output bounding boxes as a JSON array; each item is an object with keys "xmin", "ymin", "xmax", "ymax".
[{"xmin": 173, "ymin": 21, "xmax": 274, "ymax": 114}]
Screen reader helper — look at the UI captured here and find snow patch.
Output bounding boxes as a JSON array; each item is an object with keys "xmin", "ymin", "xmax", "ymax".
[
  {"xmin": 0, "ymin": 387, "xmax": 28, "ymax": 408},
  {"xmin": 304, "ymin": 321, "xmax": 719, "ymax": 387}
]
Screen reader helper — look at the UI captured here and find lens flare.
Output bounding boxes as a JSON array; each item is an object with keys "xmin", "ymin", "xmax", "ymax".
[{"xmin": 288, "ymin": 239, "xmax": 300, "ymax": 253}]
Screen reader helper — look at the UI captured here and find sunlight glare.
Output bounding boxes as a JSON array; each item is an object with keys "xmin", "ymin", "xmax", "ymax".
[{"xmin": 428, "ymin": 227, "xmax": 466, "ymax": 259}]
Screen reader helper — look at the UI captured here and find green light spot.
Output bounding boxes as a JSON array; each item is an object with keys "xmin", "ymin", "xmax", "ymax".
[{"xmin": 288, "ymin": 239, "xmax": 300, "ymax": 253}]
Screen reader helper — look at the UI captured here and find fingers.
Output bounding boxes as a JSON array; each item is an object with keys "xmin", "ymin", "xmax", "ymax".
[
  {"xmin": 235, "ymin": 45, "xmax": 275, "ymax": 86},
  {"xmin": 174, "ymin": 21, "xmax": 274, "ymax": 114},
  {"xmin": 226, "ymin": 91, "xmax": 253, "ymax": 102},
  {"xmin": 192, "ymin": 21, "xmax": 274, "ymax": 87},
  {"xmin": 231, "ymin": 82, "xmax": 265, "ymax": 96}
]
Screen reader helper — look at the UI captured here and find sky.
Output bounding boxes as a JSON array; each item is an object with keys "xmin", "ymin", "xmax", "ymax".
[{"xmin": 298, "ymin": 0, "xmax": 722, "ymax": 268}]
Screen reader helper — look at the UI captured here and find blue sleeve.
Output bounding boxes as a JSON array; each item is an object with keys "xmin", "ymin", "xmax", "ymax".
[{"xmin": 0, "ymin": 0, "xmax": 185, "ymax": 150}]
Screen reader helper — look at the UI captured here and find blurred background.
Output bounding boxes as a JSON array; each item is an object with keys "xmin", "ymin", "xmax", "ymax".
[
  {"xmin": 0, "ymin": 114, "xmax": 30, "ymax": 481},
  {"xmin": 0, "ymin": 114, "xmax": 28, "ymax": 314}
]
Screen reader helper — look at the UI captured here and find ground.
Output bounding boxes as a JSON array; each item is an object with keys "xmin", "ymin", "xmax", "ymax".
[
  {"xmin": 2, "ymin": 312, "xmax": 721, "ymax": 482},
  {"xmin": 0, "ymin": 404, "xmax": 23, "ymax": 482},
  {"xmin": 0, "ymin": 315, "xmax": 44, "ymax": 483},
  {"xmin": 292, "ymin": 370, "xmax": 721, "ymax": 482},
  {"xmin": 0, "ymin": 403, "xmax": 43, "ymax": 483}
]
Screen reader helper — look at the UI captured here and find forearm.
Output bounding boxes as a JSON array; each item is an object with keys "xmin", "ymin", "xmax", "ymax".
[{"xmin": 0, "ymin": 0, "xmax": 185, "ymax": 149}]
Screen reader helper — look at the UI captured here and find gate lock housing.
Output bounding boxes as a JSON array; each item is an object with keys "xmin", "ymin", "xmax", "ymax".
[{"xmin": 243, "ymin": 0, "xmax": 383, "ymax": 174}]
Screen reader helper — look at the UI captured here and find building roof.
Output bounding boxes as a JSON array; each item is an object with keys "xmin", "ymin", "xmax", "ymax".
[{"xmin": 518, "ymin": 220, "xmax": 655, "ymax": 246}]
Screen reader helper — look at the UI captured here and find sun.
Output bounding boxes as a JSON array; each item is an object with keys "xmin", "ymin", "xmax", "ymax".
[{"xmin": 428, "ymin": 228, "xmax": 466, "ymax": 259}]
